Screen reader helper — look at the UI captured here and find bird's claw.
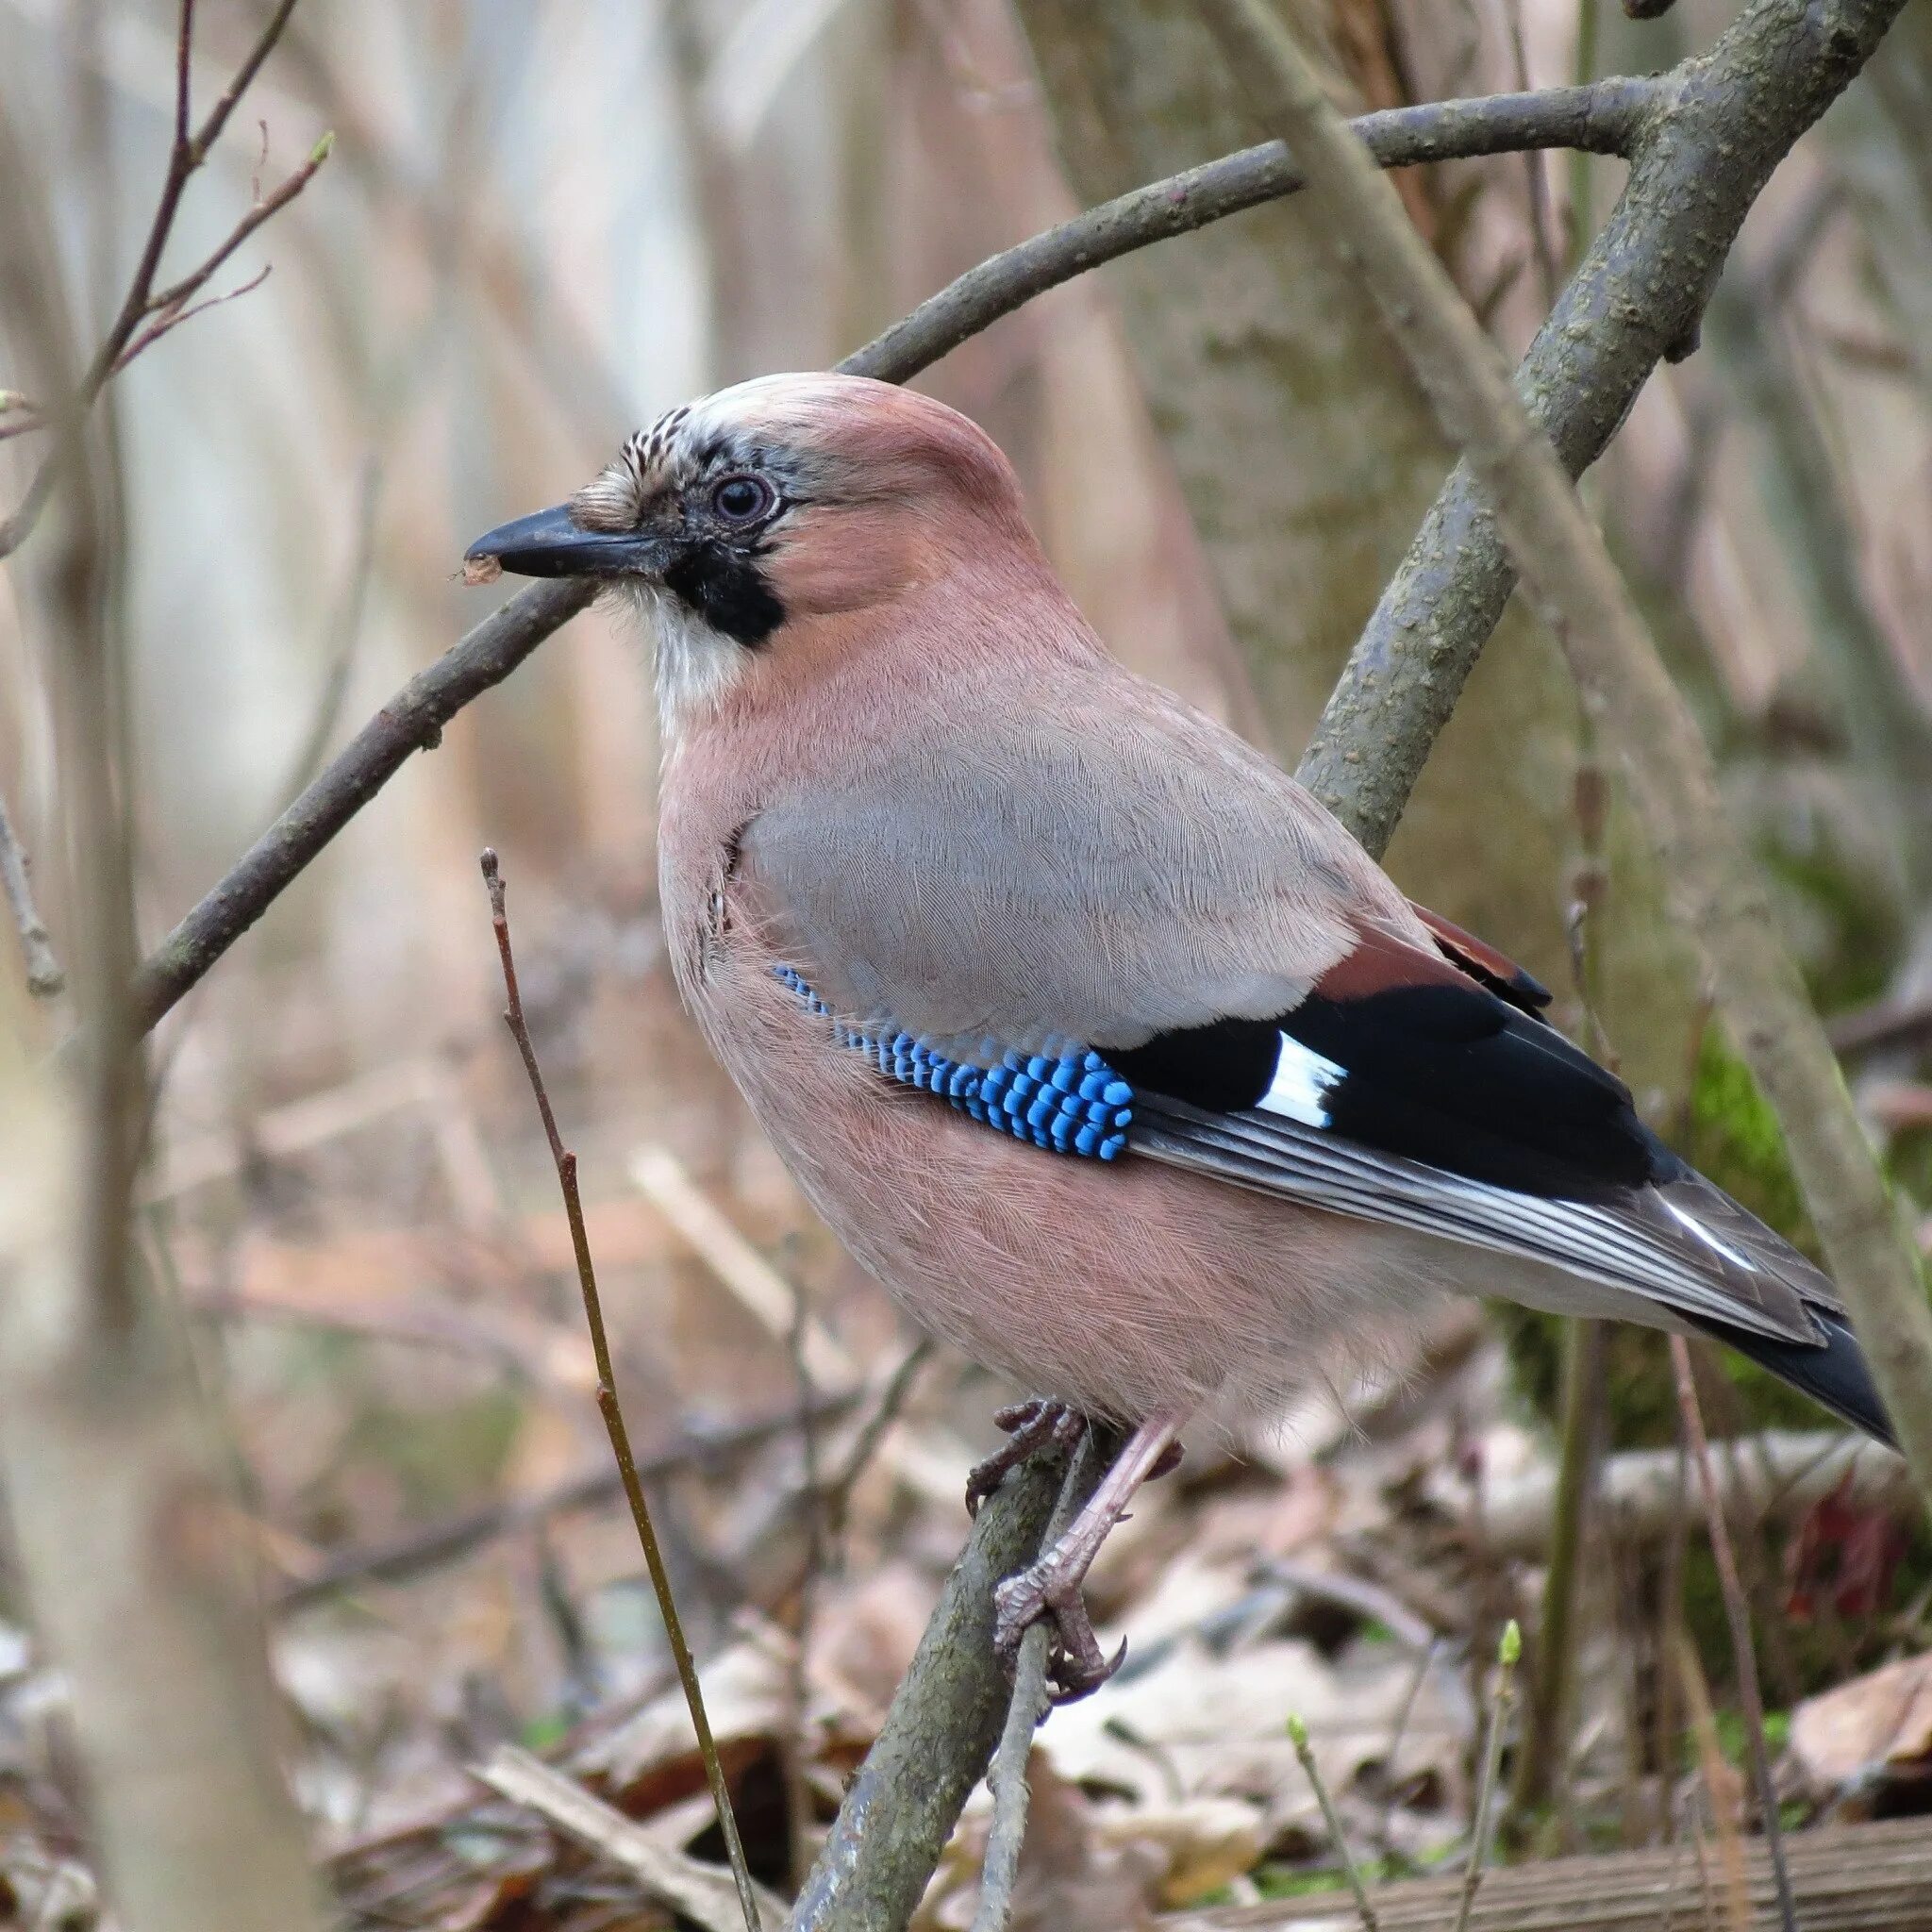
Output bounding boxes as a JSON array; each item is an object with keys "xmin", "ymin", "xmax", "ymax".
[
  {"xmin": 964, "ymin": 1398, "xmax": 1087, "ymax": 1516},
  {"xmin": 992, "ymin": 1560, "xmax": 1126, "ymax": 1704}
]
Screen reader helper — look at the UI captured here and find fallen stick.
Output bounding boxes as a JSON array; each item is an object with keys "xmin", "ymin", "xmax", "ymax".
[{"xmin": 1434, "ymin": 1429, "xmax": 1910, "ymax": 1558}]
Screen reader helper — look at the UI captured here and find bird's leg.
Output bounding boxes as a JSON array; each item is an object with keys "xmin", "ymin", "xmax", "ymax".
[
  {"xmin": 992, "ymin": 1408, "xmax": 1188, "ymax": 1703},
  {"xmin": 964, "ymin": 1398, "xmax": 1087, "ymax": 1517}
]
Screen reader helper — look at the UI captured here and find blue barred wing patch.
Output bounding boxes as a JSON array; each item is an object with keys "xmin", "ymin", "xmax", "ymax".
[{"xmin": 774, "ymin": 966, "xmax": 1133, "ymax": 1159}]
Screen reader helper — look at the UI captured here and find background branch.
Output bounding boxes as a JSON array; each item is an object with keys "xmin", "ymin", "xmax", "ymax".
[
  {"xmin": 1293, "ymin": 0, "xmax": 1913, "ymax": 855},
  {"xmin": 1200, "ymin": 0, "xmax": 1932, "ymax": 1498},
  {"xmin": 0, "ymin": 0, "xmax": 323, "ymax": 559},
  {"xmin": 842, "ymin": 81, "xmax": 1655, "ymax": 384},
  {"xmin": 0, "ymin": 784, "xmax": 63, "ymax": 994}
]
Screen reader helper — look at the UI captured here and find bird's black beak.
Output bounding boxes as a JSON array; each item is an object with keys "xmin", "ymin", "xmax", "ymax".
[{"xmin": 464, "ymin": 503, "xmax": 681, "ymax": 580}]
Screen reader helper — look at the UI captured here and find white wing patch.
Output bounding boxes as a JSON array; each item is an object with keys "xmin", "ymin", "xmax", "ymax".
[{"xmin": 1256, "ymin": 1034, "xmax": 1344, "ymax": 1128}]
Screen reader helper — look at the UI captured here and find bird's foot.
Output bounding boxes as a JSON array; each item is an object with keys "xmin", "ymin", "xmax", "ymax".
[
  {"xmin": 993, "ymin": 1557, "xmax": 1125, "ymax": 1705},
  {"xmin": 964, "ymin": 1398, "xmax": 1087, "ymax": 1517}
]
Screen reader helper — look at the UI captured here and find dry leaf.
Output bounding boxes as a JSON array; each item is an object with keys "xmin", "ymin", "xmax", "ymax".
[{"xmin": 1790, "ymin": 1651, "xmax": 1932, "ymax": 1796}]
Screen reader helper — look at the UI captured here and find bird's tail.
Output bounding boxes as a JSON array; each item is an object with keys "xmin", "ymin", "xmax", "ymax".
[{"xmin": 1686, "ymin": 1307, "xmax": 1896, "ymax": 1448}]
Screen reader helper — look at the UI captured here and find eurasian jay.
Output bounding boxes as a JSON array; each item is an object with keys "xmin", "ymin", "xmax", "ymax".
[{"xmin": 468, "ymin": 373, "xmax": 1895, "ymax": 1699}]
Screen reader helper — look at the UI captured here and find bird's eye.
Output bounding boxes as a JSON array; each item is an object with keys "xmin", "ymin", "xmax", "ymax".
[{"xmin": 710, "ymin": 474, "xmax": 774, "ymax": 524}]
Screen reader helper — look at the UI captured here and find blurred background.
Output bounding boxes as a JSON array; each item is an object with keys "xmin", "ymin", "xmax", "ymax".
[{"xmin": 2, "ymin": 1, "xmax": 1931, "ymax": 1926}]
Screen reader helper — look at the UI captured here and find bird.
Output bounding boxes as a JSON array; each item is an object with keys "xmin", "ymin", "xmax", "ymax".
[{"xmin": 467, "ymin": 371, "xmax": 1896, "ymax": 1699}]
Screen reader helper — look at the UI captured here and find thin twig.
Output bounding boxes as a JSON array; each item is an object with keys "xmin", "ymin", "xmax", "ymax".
[
  {"xmin": 1453, "ymin": 1620, "xmax": 1521, "ymax": 1932},
  {"xmin": 0, "ymin": 84, "xmax": 325, "ymax": 1925},
  {"xmin": 0, "ymin": 787, "xmax": 63, "ymax": 995},
  {"xmin": 1512, "ymin": 1317, "xmax": 1606, "ymax": 1823},
  {"xmin": 0, "ymin": 0, "xmax": 323, "ymax": 559},
  {"xmin": 1670, "ymin": 1336, "xmax": 1800, "ymax": 1932},
  {"xmin": 970, "ymin": 1431, "xmax": 1100, "ymax": 1932},
  {"xmin": 784, "ymin": 1266, "xmax": 825, "ymax": 1891},
  {"xmin": 1288, "ymin": 1711, "xmax": 1381, "ymax": 1932},
  {"xmin": 478, "ymin": 850, "xmax": 760, "ymax": 1932},
  {"xmin": 815, "ymin": 1338, "xmax": 935, "ymax": 1547}
]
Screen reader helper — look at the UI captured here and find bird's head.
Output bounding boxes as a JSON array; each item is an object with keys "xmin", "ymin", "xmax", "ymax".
[{"xmin": 465, "ymin": 373, "xmax": 1040, "ymax": 727}]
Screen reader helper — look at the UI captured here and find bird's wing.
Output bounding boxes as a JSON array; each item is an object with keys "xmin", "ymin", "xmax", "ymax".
[
  {"xmin": 741, "ymin": 668, "xmax": 1396, "ymax": 1061},
  {"xmin": 741, "ymin": 669, "xmax": 1842, "ymax": 1357}
]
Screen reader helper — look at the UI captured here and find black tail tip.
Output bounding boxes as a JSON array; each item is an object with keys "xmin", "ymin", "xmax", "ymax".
[{"xmin": 1695, "ymin": 1313, "xmax": 1898, "ymax": 1450}]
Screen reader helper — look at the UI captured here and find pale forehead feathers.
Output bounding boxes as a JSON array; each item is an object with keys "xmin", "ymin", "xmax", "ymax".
[{"xmin": 574, "ymin": 375, "xmax": 1020, "ymax": 532}]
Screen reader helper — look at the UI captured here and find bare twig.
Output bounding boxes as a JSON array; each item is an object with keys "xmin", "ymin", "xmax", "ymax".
[
  {"xmin": 970, "ymin": 1431, "xmax": 1100, "ymax": 1932},
  {"xmin": 479, "ymin": 850, "xmax": 760, "ymax": 1932},
  {"xmin": 1673, "ymin": 1629, "xmax": 1754, "ymax": 1932},
  {"xmin": 1200, "ymin": 0, "xmax": 1932, "ymax": 1513},
  {"xmin": 0, "ymin": 0, "xmax": 323, "ymax": 560},
  {"xmin": 816, "ymin": 1338, "xmax": 934, "ymax": 1544},
  {"xmin": 784, "ymin": 1266, "xmax": 825, "ymax": 1890},
  {"xmin": 127, "ymin": 79, "xmax": 1657, "ymax": 1032},
  {"xmin": 1288, "ymin": 1711, "xmax": 1381, "ymax": 1932},
  {"xmin": 1670, "ymin": 1337, "xmax": 1799, "ymax": 1932},
  {"xmin": 0, "ymin": 787, "xmax": 63, "ymax": 995},
  {"xmin": 1512, "ymin": 1320, "xmax": 1605, "ymax": 1823},
  {"xmin": 1453, "ymin": 1621, "xmax": 1521, "ymax": 1932}
]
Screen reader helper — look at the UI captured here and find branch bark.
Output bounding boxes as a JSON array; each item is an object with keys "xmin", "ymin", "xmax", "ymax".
[
  {"xmin": 1293, "ymin": 0, "xmax": 1914, "ymax": 856},
  {"xmin": 128, "ymin": 80, "xmax": 1653, "ymax": 1033},
  {"xmin": 0, "ymin": 0, "xmax": 322, "ymax": 559},
  {"xmin": 1200, "ymin": 0, "xmax": 1932, "ymax": 1508},
  {"xmin": 787, "ymin": 1439, "xmax": 1102, "ymax": 1932}
]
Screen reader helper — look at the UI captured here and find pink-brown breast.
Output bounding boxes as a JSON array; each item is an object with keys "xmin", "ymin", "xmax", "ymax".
[{"xmin": 666, "ymin": 896, "xmax": 1458, "ymax": 1427}]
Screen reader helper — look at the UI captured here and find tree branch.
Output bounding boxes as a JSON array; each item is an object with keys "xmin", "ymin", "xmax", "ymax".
[
  {"xmin": 841, "ymin": 80, "xmax": 1657, "ymax": 384},
  {"xmin": 787, "ymin": 1436, "xmax": 1107, "ymax": 1932},
  {"xmin": 0, "ymin": 784, "xmax": 63, "ymax": 995},
  {"xmin": 130, "ymin": 575, "xmax": 593, "ymax": 1030},
  {"xmin": 1199, "ymin": 0, "xmax": 1932, "ymax": 1507},
  {"xmin": 0, "ymin": 74, "xmax": 326, "ymax": 1925},
  {"xmin": 1293, "ymin": 0, "xmax": 1913, "ymax": 856},
  {"xmin": 126, "ymin": 79, "xmax": 1656, "ymax": 1033}
]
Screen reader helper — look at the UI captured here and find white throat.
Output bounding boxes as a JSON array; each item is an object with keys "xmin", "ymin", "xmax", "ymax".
[{"xmin": 622, "ymin": 584, "xmax": 757, "ymax": 739}]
